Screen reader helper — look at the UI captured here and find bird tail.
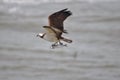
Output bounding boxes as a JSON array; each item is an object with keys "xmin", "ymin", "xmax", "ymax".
[
  {"xmin": 63, "ymin": 30, "xmax": 68, "ymax": 34},
  {"xmin": 61, "ymin": 37, "xmax": 72, "ymax": 43}
]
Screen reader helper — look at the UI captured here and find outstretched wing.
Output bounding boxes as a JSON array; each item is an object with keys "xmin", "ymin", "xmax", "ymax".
[{"xmin": 48, "ymin": 8, "xmax": 72, "ymax": 33}]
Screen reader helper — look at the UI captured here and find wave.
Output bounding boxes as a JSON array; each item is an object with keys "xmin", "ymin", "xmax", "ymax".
[
  {"xmin": 2, "ymin": 0, "xmax": 73, "ymax": 4},
  {"xmin": 2, "ymin": 0, "xmax": 119, "ymax": 5}
]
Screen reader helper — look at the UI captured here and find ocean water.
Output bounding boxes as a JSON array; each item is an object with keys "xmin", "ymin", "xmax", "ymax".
[{"xmin": 0, "ymin": 0, "xmax": 120, "ymax": 80}]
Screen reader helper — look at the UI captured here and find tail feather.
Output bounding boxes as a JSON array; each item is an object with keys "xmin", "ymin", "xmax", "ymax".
[
  {"xmin": 63, "ymin": 30, "xmax": 68, "ymax": 34},
  {"xmin": 61, "ymin": 37, "xmax": 72, "ymax": 43}
]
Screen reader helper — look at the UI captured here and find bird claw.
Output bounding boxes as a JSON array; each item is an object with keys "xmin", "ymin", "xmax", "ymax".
[
  {"xmin": 58, "ymin": 42, "xmax": 67, "ymax": 47},
  {"xmin": 63, "ymin": 44, "xmax": 67, "ymax": 46},
  {"xmin": 50, "ymin": 46, "xmax": 55, "ymax": 49},
  {"xmin": 50, "ymin": 44, "xmax": 58, "ymax": 49},
  {"xmin": 50, "ymin": 42, "xmax": 67, "ymax": 49}
]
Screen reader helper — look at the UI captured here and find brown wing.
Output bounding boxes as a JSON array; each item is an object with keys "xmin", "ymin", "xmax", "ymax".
[{"xmin": 48, "ymin": 8, "xmax": 72, "ymax": 33}]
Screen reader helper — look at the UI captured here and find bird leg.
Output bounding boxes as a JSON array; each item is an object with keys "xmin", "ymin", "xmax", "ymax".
[
  {"xmin": 51, "ymin": 42, "xmax": 58, "ymax": 49},
  {"xmin": 51, "ymin": 41, "xmax": 67, "ymax": 49},
  {"xmin": 57, "ymin": 41, "xmax": 63, "ymax": 45},
  {"xmin": 57, "ymin": 41, "xmax": 67, "ymax": 47}
]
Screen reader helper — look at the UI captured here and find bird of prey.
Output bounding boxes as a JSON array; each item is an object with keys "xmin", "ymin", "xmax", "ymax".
[{"xmin": 37, "ymin": 8, "xmax": 72, "ymax": 48}]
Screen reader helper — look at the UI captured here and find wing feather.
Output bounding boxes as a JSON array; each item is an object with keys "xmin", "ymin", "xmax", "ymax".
[{"xmin": 48, "ymin": 8, "xmax": 72, "ymax": 32}]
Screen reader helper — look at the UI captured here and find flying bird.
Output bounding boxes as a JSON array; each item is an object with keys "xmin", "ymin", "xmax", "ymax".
[{"xmin": 37, "ymin": 8, "xmax": 72, "ymax": 48}]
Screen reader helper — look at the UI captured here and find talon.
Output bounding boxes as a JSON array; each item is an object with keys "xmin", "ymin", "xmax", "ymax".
[
  {"xmin": 64, "ymin": 44, "xmax": 67, "ymax": 46},
  {"xmin": 51, "ymin": 43, "xmax": 57, "ymax": 49},
  {"xmin": 51, "ymin": 46, "xmax": 54, "ymax": 49},
  {"xmin": 51, "ymin": 45, "xmax": 55, "ymax": 49},
  {"xmin": 62, "ymin": 44, "xmax": 67, "ymax": 47},
  {"xmin": 50, "ymin": 42, "xmax": 67, "ymax": 49},
  {"xmin": 60, "ymin": 42, "xmax": 63, "ymax": 45},
  {"xmin": 58, "ymin": 42, "xmax": 63, "ymax": 45}
]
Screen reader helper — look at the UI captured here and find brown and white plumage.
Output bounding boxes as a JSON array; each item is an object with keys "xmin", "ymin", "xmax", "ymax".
[
  {"xmin": 37, "ymin": 8, "xmax": 72, "ymax": 48},
  {"xmin": 48, "ymin": 8, "xmax": 72, "ymax": 33}
]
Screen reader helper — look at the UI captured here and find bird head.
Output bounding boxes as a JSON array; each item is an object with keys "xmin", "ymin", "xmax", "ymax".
[{"xmin": 36, "ymin": 33, "xmax": 44, "ymax": 38}]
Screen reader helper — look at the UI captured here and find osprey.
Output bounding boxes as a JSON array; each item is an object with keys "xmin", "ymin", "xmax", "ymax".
[{"xmin": 37, "ymin": 8, "xmax": 72, "ymax": 48}]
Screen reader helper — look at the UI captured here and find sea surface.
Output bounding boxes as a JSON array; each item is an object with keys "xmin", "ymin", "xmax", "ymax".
[{"xmin": 0, "ymin": 0, "xmax": 120, "ymax": 80}]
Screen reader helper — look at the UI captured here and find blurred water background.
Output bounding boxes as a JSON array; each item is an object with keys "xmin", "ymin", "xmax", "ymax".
[{"xmin": 0, "ymin": 0, "xmax": 120, "ymax": 80}]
